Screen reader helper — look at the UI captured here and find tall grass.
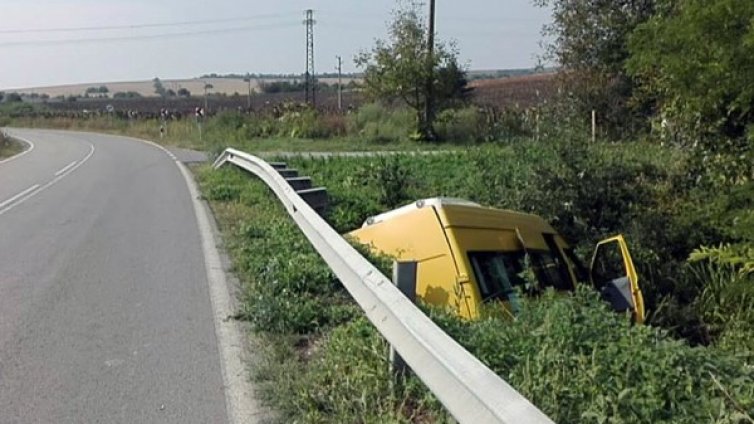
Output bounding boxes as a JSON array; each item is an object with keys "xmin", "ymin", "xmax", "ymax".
[
  {"xmin": 0, "ymin": 131, "xmax": 24, "ymax": 159},
  {"xmin": 196, "ymin": 162, "xmax": 754, "ymax": 423}
]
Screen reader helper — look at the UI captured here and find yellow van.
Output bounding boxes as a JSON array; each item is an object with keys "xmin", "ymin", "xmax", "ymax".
[{"xmin": 349, "ymin": 198, "xmax": 645, "ymax": 323}]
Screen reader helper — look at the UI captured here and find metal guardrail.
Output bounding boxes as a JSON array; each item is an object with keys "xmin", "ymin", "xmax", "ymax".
[{"xmin": 213, "ymin": 148, "xmax": 554, "ymax": 424}]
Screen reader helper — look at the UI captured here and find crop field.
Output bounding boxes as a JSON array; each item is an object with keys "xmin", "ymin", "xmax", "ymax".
[
  {"xmin": 12, "ymin": 73, "xmax": 554, "ymax": 117},
  {"xmin": 469, "ymin": 73, "xmax": 557, "ymax": 109},
  {"xmin": 12, "ymin": 77, "xmax": 349, "ymax": 99}
]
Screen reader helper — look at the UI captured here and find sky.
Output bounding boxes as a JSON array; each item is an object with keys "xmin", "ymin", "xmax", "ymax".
[{"xmin": 0, "ymin": 0, "xmax": 552, "ymax": 90}]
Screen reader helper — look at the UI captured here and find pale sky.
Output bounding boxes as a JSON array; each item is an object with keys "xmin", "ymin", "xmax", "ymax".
[{"xmin": 0, "ymin": 0, "xmax": 552, "ymax": 90}]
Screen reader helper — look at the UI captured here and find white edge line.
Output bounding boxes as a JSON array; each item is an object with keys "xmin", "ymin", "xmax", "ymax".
[
  {"xmin": 0, "ymin": 131, "xmax": 36, "ymax": 165},
  {"xmin": 0, "ymin": 142, "xmax": 95, "ymax": 217},
  {"xmin": 54, "ymin": 160, "xmax": 78, "ymax": 176},
  {"xmin": 131, "ymin": 136, "xmax": 258, "ymax": 424},
  {"xmin": 0, "ymin": 184, "xmax": 40, "ymax": 210}
]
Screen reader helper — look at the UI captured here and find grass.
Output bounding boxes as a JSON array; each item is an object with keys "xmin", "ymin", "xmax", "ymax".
[
  {"xmin": 195, "ymin": 142, "xmax": 754, "ymax": 423},
  {"xmin": 0, "ymin": 132, "xmax": 25, "ymax": 159},
  {"xmin": 9, "ymin": 115, "xmax": 462, "ymax": 155},
  {"xmin": 195, "ymin": 165, "xmax": 448, "ymax": 422}
]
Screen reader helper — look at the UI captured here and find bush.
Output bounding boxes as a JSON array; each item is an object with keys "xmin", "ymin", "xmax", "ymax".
[
  {"xmin": 431, "ymin": 287, "xmax": 754, "ymax": 423},
  {"xmin": 347, "ymin": 103, "xmax": 414, "ymax": 143},
  {"xmin": 434, "ymin": 107, "xmax": 492, "ymax": 143},
  {"xmin": 198, "ymin": 146, "xmax": 754, "ymax": 422}
]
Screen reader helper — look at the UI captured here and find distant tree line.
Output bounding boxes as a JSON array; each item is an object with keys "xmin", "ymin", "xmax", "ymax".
[{"xmin": 200, "ymin": 72, "xmax": 364, "ymax": 80}]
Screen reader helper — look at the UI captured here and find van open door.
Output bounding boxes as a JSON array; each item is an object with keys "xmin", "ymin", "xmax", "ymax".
[{"xmin": 590, "ymin": 235, "xmax": 645, "ymax": 323}]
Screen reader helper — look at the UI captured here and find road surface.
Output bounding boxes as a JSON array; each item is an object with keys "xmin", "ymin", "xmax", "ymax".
[{"xmin": 0, "ymin": 129, "xmax": 235, "ymax": 423}]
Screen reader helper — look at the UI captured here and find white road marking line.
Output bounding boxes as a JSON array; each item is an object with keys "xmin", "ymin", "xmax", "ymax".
[
  {"xmin": 0, "ymin": 132, "xmax": 35, "ymax": 165},
  {"xmin": 54, "ymin": 160, "xmax": 78, "ymax": 176},
  {"xmin": 177, "ymin": 161, "xmax": 262, "ymax": 424},
  {"xmin": 128, "ymin": 134, "xmax": 261, "ymax": 423},
  {"xmin": 0, "ymin": 142, "xmax": 95, "ymax": 217},
  {"xmin": 0, "ymin": 184, "xmax": 41, "ymax": 210}
]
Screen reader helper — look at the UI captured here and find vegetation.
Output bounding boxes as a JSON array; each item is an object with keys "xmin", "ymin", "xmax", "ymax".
[
  {"xmin": 112, "ymin": 91, "xmax": 143, "ymax": 99},
  {"xmin": 85, "ymin": 86, "xmax": 109, "ymax": 95},
  {"xmin": 153, "ymin": 77, "xmax": 167, "ymax": 97},
  {"xmin": 197, "ymin": 149, "xmax": 754, "ymax": 422},
  {"xmin": 627, "ymin": 0, "xmax": 754, "ymax": 142},
  {"xmin": 3, "ymin": 0, "xmax": 753, "ymax": 421},
  {"xmin": 0, "ymin": 131, "xmax": 24, "ymax": 159},
  {"xmin": 356, "ymin": 1, "xmax": 469, "ymax": 140}
]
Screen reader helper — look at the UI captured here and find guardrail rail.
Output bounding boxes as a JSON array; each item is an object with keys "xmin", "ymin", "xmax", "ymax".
[{"xmin": 213, "ymin": 148, "xmax": 554, "ymax": 424}]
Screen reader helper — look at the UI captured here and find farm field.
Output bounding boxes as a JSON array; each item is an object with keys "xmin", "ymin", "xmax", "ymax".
[
  {"xmin": 10, "ymin": 77, "xmax": 350, "ymax": 99},
  {"xmin": 5, "ymin": 73, "xmax": 553, "ymax": 115}
]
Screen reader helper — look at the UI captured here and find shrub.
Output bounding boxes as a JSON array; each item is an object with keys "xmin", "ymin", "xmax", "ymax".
[
  {"xmin": 430, "ymin": 287, "xmax": 754, "ymax": 423},
  {"xmin": 433, "ymin": 106, "xmax": 492, "ymax": 143},
  {"xmin": 347, "ymin": 103, "xmax": 414, "ymax": 143}
]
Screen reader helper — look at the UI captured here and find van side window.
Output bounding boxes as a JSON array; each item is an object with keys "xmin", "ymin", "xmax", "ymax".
[
  {"xmin": 541, "ymin": 233, "xmax": 576, "ymax": 291},
  {"xmin": 468, "ymin": 252, "xmax": 522, "ymax": 302},
  {"xmin": 468, "ymin": 249, "xmax": 573, "ymax": 302},
  {"xmin": 529, "ymin": 251, "xmax": 572, "ymax": 291}
]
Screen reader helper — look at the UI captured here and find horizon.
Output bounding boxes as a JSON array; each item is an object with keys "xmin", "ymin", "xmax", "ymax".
[
  {"xmin": 0, "ymin": 0, "xmax": 552, "ymax": 91},
  {"xmin": 5, "ymin": 66, "xmax": 554, "ymax": 92}
]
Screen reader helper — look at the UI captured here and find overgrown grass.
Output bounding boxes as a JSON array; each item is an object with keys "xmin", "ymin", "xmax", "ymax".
[
  {"xmin": 195, "ymin": 146, "xmax": 754, "ymax": 422},
  {"xmin": 0, "ymin": 131, "xmax": 24, "ymax": 159},
  {"xmin": 195, "ymin": 165, "xmax": 449, "ymax": 422},
  {"xmin": 7, "ymin": 102, "xmax": 536, "ymax": 154},
  {"xmin": 9, "ymin": 114, "xmax": 462, "ymax": 155}
]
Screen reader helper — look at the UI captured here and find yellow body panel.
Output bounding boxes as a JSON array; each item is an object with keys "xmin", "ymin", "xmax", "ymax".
[
  {"xmin": 349, "ymin": 206, "xmax": 470, "ymax": 315},
  {"xmin": 348, "ymin": 200, "xmax": 574, "ymax": 319},
  {"xmin": 592, "ymin": 235, "xmax": 646, "ymax": 324},
  {"xmin": 349, "ymin": 199, "xmax": 644, "ymax": 323}
]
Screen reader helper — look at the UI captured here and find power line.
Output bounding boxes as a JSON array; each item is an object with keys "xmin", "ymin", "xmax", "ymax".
[
  {"xmin": 0, "ymin": 22, "xmax": 300, "ymax": 48},
  {"xmin": 0, "ymin": 12, "xmax": 300, "ymax": 35}
]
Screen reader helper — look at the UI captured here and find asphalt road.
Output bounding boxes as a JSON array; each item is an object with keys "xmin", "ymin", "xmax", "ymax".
[{"xmin": 0, "ymin": 129, "xmax": 228, "ymax": 423}]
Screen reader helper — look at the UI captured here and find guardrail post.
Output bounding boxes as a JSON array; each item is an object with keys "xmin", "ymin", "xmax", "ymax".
[{"xmin": 390, "ymin": 260, "xmax": 417, "ymax": 376}]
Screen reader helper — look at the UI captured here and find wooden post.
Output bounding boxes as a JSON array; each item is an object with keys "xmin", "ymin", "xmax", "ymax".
[
  {"xmin": 390, "ymin": 261, "xmax": 417, "ymax": 376},
  {"xmin": 591, "ymin": 110, "xmax": 596, "ymax": 143}
]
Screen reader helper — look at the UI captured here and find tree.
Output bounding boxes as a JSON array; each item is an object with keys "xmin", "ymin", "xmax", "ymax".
[
  {"xmin": 627, "ymin": 0, "xmax": 754, "ymax": 141},
  {"xmin": 533, "ymin": 0, "xmax": 660, "ymax": 137},
  {"xmin": 113, "ymin": 91, "xmax": 142, "ymax": 99},
  {"xmin": 177, "ymin": 88, "xmax": 191, "ymax": 98},
  {"xmin": 153, "ymin": 77, "xmax": 167, "ymax": 97},
  {"xmin": 356, "ymin": 1, "xmax": 468, "ymax": 140},
  {"xmin": 5, "ymin": 92, "xmax": 22, "ymax": 103}
]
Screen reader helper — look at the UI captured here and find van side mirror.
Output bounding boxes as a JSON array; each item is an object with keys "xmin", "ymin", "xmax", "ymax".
[{"xmin": 590, "ymin": 235, "xmax": 645, "ymax": 324}]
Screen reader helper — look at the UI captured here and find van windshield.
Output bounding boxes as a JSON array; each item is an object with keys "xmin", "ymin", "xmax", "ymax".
[{"xmin": 468, "ymin": 249, "xmax": 573, "ymax": 303}]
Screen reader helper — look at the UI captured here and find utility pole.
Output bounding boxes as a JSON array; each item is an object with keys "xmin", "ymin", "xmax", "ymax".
[
  {"xmin": 336, "ymin": 55, "xmax": 343, "ymax": 111},
  {"xmin": 244, "ymin": 74, "xmax": 252, "ymax": 110},
  {"xmin": 424, "ymin": 0, "xmax": 436, "ymax": 140},
  {"xmin": 304, "ymin": 9, "xmax": 316, "ymax": 107},
  {"xmin": 203, "ymin": 82, "xmax": 212, "ymax": 115}
]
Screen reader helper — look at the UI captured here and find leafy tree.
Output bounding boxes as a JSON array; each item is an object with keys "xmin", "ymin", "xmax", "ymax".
[
  {"xmin": 5, "ymin": 92, "xmax": 22, "ymax": 103},
  {"xmin": 85, "ymin": 86, "xmax": 109, "ymax": 96},
  {"xmin": 153, "ymin": 77, "xmax": 167, "ymax": 97},
  {"xmin": 533, "ymin": 0, "xmax": 660, "ymax": 138},
  {"xmin": 627, "ymin": 0, "xmax": 754, "ymax": 141},
  {"xmin": 356, "ymin": 1, "xmax": 468, "ymax": 140},
  {"xmin": 177, "ymin": 88, "xmax": 191, "ymax": 97},
  {"xmin": 113, "ymin": 91, "xmax": 142, "ymax": 99}
]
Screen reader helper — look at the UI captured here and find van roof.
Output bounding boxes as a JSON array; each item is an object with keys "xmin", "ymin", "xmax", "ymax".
[{"xmin": 362, "ymin": 197, "xmax": 558, "ymax": 234}]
